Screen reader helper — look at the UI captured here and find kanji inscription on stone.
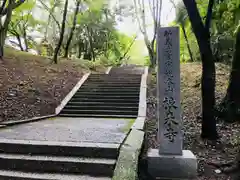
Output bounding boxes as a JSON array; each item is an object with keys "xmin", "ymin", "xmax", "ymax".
[{"xmin": 157, "ymin": 27, "xmax": 182, "ymax": 155}]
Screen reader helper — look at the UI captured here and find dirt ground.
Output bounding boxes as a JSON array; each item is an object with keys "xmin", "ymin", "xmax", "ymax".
[
  {"xmin": 140, "ymin": 63, "xmax": 240, "ymax": 180},
  {"xmin": 0, "ymin": 47, "xmax": 105, "ymax": 122}
]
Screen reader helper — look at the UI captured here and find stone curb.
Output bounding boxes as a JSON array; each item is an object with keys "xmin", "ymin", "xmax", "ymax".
[
  {"xmin": 113, "ymin": 66, "xmax": 148, "ymax": 179},
  {"xmin": 55, "ymin": 73, "xmax": 90, "ymax": 114},
  {"xmin": 132, "ymin": 66, "xmax": 148, "ymax": 131},
  {"xmin": 112, "ymin": 129, "xmax": 145, "ymax": 180},
  {"xmin": 0, "ymin": 114, "xmax": 56, "ymax": 127},
  {"xmin": 131, "ymin": 117, "xmax": 145, "ymax": 130},
  {"xmin": 105, "ymin": 67, "xmax": 112, "ymax": 74}
]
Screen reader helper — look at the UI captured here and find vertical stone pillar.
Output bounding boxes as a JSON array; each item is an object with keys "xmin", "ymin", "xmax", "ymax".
[
  {"xmin": 148, "ymin": 27, "xmax": 197, "ymax": 179},
  {"xmin": 157, "ymin": 27, "xmax": 182, "ymax": 155}
]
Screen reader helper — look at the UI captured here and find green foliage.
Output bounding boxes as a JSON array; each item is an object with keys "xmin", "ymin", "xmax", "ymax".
[
  {"xmin": 173, "ymin": 0, "xmax": 240, "ymax": 63},
  {"xmin": 3, "ymin": 0, "xmax": 144, "ymax": 66}
]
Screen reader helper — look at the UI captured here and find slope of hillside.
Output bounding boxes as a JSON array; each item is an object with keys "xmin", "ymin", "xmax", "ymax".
[{"xmin": 0, "ymin": 47, "xmax": 105, "ymax": 122}]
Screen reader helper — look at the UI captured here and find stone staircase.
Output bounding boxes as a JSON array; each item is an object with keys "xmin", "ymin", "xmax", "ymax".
[
  {"xmin": 0, "ymin": 65, "xmax": 147, "ymax": 179},
  {"xmin": 59, "ymin": 72, "xmax": 143, "ymax": 118},
  {"xmin": 0, "ymin": 139, "xmax": 117, "ymax": 179}
]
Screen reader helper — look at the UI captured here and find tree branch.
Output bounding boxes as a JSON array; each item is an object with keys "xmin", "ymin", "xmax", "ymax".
[
  {"xmin": 0, "ymin": 0, "xmax": 7, "ymax": 14},
  {"xmin": 120, "ymin": 35, "xmax": 137, "ymax": 60},
  {"xmin": 133, "ymin": 0, "xmax": 144, "ymax": 33},
  {"xmin": 205, "ymin": 0, "xmax": 214, "ymax": 34},
  {"xmin": 38, "ymin": 0, "xmax": 61, "ymax": 31},
  {"xmin": 1, "ymin": 0, "xmax": 25, "ymax": 15}
]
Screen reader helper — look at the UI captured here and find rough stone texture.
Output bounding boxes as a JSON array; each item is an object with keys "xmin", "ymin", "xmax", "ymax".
[
  {"xmin": 112, "ymin": 129, "xmax": 145, "ymax": 180},
  {"xmin": 138, "ymin": 73, "xmax": 147, "ymax": 118},
  {"xmin": 0, "ymin": 170, "xmax": 111, "ymax": 180},
  {"xmin": 157, "ymin": 26, "xmax": 182, "ymax": 155},
  {"xmin": 0, "ymin": 117, "xmax": 131, "ymax": 144},
  {"xmin": 0, "ymin": 115, "xmax": 55, "ymax": 126},
  {"xmin": 147, "ymin": 149, "xmax": 197, "ymax": 179},
  {"xmin": 55, "ymin": 73, "xmax": 90, "ymax": 114},
  {"xmin": 109, "ymin": 65, "xmax": 145, "ymax": 75},
  {"xmin": 0, "ymin": 153, "xmax": 115, "ymax": 176},
  {"xmin": 131, "ymin": 117, "xmax": 145, "ymax": 130}
]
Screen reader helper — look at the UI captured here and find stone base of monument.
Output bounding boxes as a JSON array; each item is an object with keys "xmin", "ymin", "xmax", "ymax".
[{"xmin": 147, "ymin": 149, "xmax": 197, "ymax": 179}]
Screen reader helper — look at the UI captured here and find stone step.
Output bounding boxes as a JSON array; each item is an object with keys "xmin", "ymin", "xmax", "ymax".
[
  {"xmin": 67, "ymin": 102, "xmax": 137, "ymax": 107},
  {"xmin": 90, "ymin": 74, "xmax": 141, "ymax": 77},
  {"xmin": 84, "ymin": 82, "xmax": 141, "ymax": 85},
  {"xmin": 81, "ymin": 85, "xmax": 140, "ymax": 88},
  {"xmin": 63, "ymin": 105, "xmax": 139, "ymax": 111},
  {"xmin": 60, "ymin": 109, "xmax": 138, "ymax": 116},
  {"xmin": 59, "ymin": 114, "xmax": 137, "ymax": 118},
  {"xmin": 109, "ymin": 71, "xmax": 144, "ymax": 75},
  {"xmin": 78, "ymin": 88, "xmax": 140, "ymax": 93},
  {"xmin": 0, "ymin": 139, "xmax": 118, "ymax": 159},
  {"xmin": 87, "ymin": 78, "xmax": 141, "ymax": 81},
  {"xmin": 0, "ymin": 170, "xmax": 111, "ymax": 180},
  {"xmin": 87, "ymin": 76, "xmax": 141, "ymax": 79},
  {"xmin": 72, "ymin": 95, "xmax": 139, "ymax": 99},
  {"xmin": 0, "ymin": 153, "xmax": 115, "ymax": 177},
  {"xmin": 87, "ymin": 76, "xmax": 141, "ymax": 80},
  {"xmin": 87, "ymin": 77, "xmax": 141, "ymax": 81},
  {"xmin": 69, "ymin": 98, "xmax": 139, "ymax": 103},
  {"xmin": 87, "ymin": 80, "xmax": 141, "ymax": 82},
  {"xmin": 80, "ymin": 86, "xmax": 140, "ymax": 89},
  {"xmin": 75, "ymin": 91, "xmax": 138, "ymax": 95}
]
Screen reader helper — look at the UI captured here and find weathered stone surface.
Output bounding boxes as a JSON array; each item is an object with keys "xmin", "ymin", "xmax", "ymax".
[
  {"xmin": 0, "ymin": 170, "xmax": 112, "ymax": 180},
  {"xmin": 0, "ymin": 139, "xmax": 119, "ymax": 159},
  {"xmin": 147, "ymin": 149, "xmax": 197, "ymax": 179},
  {"xmin": 157, "ymin": 26, "xmax": 182, "ymax": 155},
  {"xmin": 112, "ymin": 129, "xmax": 145, "ymax": 180},
  {"xmin": 0, "ymin": 117, "xmax": 131, "ymax": 144},
  {"xmin": 0, "ymin": 153, "xmax": 115, "ymax": 176},
  {"xmin": 60, "ymin": 73, "xmax": 142, "ymax": 118},
  {"xmin": 131, "ymin": 117, "xmax": 145, "ymax": 130},
  {"xmin": 147, "ymin": 27, "xmax": 197, "ymax": 180}
]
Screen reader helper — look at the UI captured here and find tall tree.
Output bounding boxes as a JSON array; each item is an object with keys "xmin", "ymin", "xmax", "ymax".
[
  {"xmin": 8, "ymin": 0, "xmax": 38, "ymax": 52},
  {"xmin": 219, "ymin": 25, "xmax": 240, "ymax": 122},
  {"xmin": 183, "ymin": 0, "xmax": 218, "ymax": 140},
  {"xmin": 53, "ymin": 0, "xmax": 68, "ymax": 63},
  {"xmin": 0, "ymin": 0, "xmax": 25, "ymax": 58},
  {"xmin": 64, "ymin": 0, "xmax": 80, "ymax": 58},
  {"xmin": 133, "ymin": 0, "xmax": 162, "ymax": 67}
]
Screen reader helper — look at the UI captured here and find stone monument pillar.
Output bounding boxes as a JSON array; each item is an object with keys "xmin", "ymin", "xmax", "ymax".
[{"xmin": 147, "ymin": 26, "xmax": 197, "ymax": 179}]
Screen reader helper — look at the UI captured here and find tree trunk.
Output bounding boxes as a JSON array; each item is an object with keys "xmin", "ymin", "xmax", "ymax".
[
  {"xmin": 78, "ymin": 40, "xmax": 84, "ymax": 58},
  {"xmin": 64, "ymin": 0, "xmax": 80, "ymax": 58},
  {"xmin": 146, "ymin": 43, "xmax": 155, "ymax": 68},
  {"xmin": 183, "ymin": 0, "xmax": 218, "ymax": 140},
  {"xmin": 16, "ymin": 35, "xmax": 24, "ymax": 51},
  {"xmin": 87, "ymin": 26, "xmax": 95, "ymax": 61},
  {"xmin": 53, "ymin": 0, "xmax": 68, "ymax": 64},
  {"xmin": 0, "ymin": 0, "xmax": 14, "ymax": 58},
  {"xmin": 181, "ymin": 24, "xmax": 194, "ymax": 62},
  {"xmin": 218, "ymin": 27, "xmax": 240, "ymax": 122},
  {"xmin": 0, "ymin": 30, "xmax": 5, "ymax": 58},
  {"xmin": 23, "ymin": 27, "xmax": 28, "ymax": 52}
]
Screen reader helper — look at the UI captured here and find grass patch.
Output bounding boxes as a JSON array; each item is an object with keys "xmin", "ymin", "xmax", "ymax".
[{"xmin": 120, "ymin": 119, "xmax": 135, "ymax": 133}]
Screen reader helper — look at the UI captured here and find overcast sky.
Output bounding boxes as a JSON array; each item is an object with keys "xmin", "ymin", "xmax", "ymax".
[{"xmin": 114, "ymin": 0, "xmax": 176, "ymax": 39}]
